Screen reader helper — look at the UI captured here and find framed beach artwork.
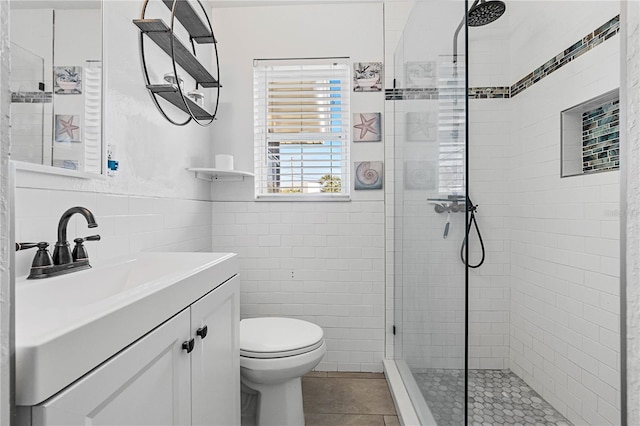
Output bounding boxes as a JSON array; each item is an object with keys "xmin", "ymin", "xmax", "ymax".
[
  {"xmin": 55, "ymin": 115, "xmax": 81, "ymax": 142},
  {"xmin": 354, "ymin": 161, "xmax": 383, "ymax": 190},
  {"xmin": 406, "ymin": 111, "xmax": 437, "ymax": 142},
  {"xmin": 405, "ymin": 61, "xmax": 436, "ymax": 88},
  {"xmin": 54, "ymin": 66, "xmax": 82, "ymax": 94},
  {"xmin": 405, "ymin": 160, "xmax": 436, "ymax": 190},
  {"xmin": 353, "ymin": 62, "xmax": 382, "ymax": 92},
  {"xmin": 353, "ymin": 113, "xmax": 382, "ymax": 142}
]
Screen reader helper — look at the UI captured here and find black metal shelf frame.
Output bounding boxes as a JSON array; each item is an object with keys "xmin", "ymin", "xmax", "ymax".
[{"xmin": 135, "ymin": 0, "xmax": 220, "ymax": 126}]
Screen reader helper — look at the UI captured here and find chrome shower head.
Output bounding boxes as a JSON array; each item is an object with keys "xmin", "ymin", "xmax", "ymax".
[{"xmin": 468, "ymin": 0, "xmax": 506, "ymax": 27}]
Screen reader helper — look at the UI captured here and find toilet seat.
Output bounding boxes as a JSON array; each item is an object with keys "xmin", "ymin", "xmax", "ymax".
[
  {"xmin": 240, "ymin": 317, "xmax": 324, "ymax": 359},
  {"xmin": 239, "ymin": 317, "xmax": 327, "ymax": 425}
]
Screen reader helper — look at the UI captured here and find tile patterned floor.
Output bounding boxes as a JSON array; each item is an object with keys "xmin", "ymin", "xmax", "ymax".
[
  {"xmin": 302, "ymin": 372, "xmax": 399, "ymax": 426},
  {"xmin": 413, "ymin": 369, "xmax": 573, "ymax": 426}
]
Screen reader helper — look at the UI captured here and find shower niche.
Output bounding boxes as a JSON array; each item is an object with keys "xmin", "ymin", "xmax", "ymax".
[{"xmin": 561, "ymin": 88, "xmax": 620, "ymax": 177}]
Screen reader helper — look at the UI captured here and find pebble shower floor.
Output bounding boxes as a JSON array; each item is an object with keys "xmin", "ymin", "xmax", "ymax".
[{"xmin": 413, "ymin": 369, "xmax": 573, "ymax": 425}]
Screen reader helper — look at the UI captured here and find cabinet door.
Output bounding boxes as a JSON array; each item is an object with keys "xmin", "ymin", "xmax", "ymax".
[
  {"xmin": 191, "ymin": 276, "xmax": 240, "ymax": 426},
  {"xmin": 32, "ymin": 309, "xmax": 192, "ymax": 426}
]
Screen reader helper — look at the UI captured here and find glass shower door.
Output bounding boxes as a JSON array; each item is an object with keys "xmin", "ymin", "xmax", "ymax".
[
  {"xmin": 10, "ymin": 43, "xmax": 48, "ymax": 165},
  {"xmin": 392, "ymin": 1, "xmax": 468, "ymax": 424}
]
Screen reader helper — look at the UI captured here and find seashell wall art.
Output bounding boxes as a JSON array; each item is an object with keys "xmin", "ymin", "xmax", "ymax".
[{"xmin": 354, "ymin": 161, "xmax": 383, "ymax": 190}]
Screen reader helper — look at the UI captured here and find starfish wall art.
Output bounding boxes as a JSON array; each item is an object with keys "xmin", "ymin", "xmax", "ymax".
[
  {"xmin": 55, "ymin": 115, "xmax": 81, "ymax": 143},
  {"xmin": 353, "ymin": 113, "xmax": 382, "ymax": 142}
]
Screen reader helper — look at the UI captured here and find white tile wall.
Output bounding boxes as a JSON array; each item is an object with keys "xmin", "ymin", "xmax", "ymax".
[
  {"xmin": 467, "ymin": 99, "xmax": 511, "ymax": 370},
  {"xmin": 623, "ymin": 2, "xmax": 640, "ymax": 424},
  {"xmin": 14, "ymin": 188, "xmax": 212, "ymax": 278},
  {"xmin": 508, "ymin": 27, "xmax": 621, "ymax": 425},
  {"xmin": 0, "ymin": 4, "xmax": 11, "ymax": 424},
  {"xmin": 211, "ymin": 200, "xmax": 386, "ymax": 372}
]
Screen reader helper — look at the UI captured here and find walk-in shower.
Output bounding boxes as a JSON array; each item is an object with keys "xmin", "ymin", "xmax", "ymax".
[{"xmin": 388, "ymin": 0, "xmax": 622, "ymax": 425}]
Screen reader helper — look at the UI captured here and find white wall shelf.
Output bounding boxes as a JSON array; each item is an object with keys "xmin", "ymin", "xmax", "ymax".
[{"xmin": 187, "ymin": 168, "xmax": 254, "ymax": 182}]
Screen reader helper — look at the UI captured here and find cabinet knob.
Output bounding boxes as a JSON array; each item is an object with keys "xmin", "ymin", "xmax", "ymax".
[
  {"xmin": 196, "ymin": 325, "xmax": 208, "ymax": 339},
  {"xmin": 182, "ymin": 338, "xmax": 195, "ymax": 353}
]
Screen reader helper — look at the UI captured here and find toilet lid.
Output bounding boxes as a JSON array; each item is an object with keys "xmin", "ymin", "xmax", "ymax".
[{"xmin": 240, "ymin": 317, "xmax": 324, "ymax": 358}]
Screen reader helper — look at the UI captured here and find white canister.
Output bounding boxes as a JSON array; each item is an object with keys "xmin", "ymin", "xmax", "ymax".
[
  {"xmin": 215, "ymin": 154, "xmax": 234, "ymax": 171},
  {"xmin": 187, "ymin": 90, "xmax": 205, "ymax": 107},
  {"xmin": 163, "ymin": 72, "xmax": 184, "ymax": 91}
]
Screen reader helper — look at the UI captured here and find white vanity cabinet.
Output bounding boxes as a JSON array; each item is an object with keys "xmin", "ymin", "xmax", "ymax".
[
  {"xmin": 191, "ymin": 275, "xmax": 240, "ymax": 426},
  {"xmin": 23, "ymin": 276, "xmax": 240, "ymax": 426}
]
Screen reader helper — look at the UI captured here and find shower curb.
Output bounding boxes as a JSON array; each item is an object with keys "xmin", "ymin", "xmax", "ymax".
[{"xmin": 383, "ymin": 359, "xmax": 431, "ymax": 426}]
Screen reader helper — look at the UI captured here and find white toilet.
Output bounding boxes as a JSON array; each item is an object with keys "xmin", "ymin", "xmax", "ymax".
[{"xmin": 240, "ymin": 317, "xmax": 326, "ymax": 426}]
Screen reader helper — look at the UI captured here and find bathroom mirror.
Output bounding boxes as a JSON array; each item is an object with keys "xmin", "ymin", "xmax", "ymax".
[{"xmin": 10, "ymin": 0, "xmax": 103, "ymax": 175}]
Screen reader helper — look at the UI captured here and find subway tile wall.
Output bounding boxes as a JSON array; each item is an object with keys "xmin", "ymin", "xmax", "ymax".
[
  {"xmin": 467, "ymin": 98, "xmax": 512, "ymax": 370},
  {"xmin": 14, "ymin": 188, "xmax": 212, "ymax": 277},
  {"xmin": 622, "ymin": 2, "xmax": 640, "ymax": 424},
  {"xmin": 508, "ymin": 36, "xmax": 621, "ymax": 426},
  {"xmin": 211, "ymin": 201, "xmax": 385, "ymax": 372}
]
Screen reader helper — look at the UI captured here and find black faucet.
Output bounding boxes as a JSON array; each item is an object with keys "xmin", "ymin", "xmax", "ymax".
[
  {"xmin": 53, "ymin": 206, "xmax": 98, "ymax": 265},
  {"xmin": 15, "ymin": 206, "xmax": 100, "ymax": 279}
]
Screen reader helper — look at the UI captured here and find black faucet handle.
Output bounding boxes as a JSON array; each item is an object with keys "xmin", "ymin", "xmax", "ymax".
[
  {"xmin": 16, "ymin": 242, "xmax": 39, "ymax": 251},
  {"xmin": 72, "ymin": 235, "xmax": 100, "ymax": 262},
  {"xmin": 32, "ymin": 242, "xmax": 53, "ymax": 268},
  {"xmin": 73, "ymin": 235, "xmax": 101, "ymax": 243},
  {"xmin": 16, "ymin": 242, "xmax": 53, "ymax": 268}
]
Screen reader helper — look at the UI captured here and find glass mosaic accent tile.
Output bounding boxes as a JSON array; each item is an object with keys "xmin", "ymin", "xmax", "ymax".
[
  {"xmin": 468, "ymin": 87, "xmax": 510, "ymax": 99},
  {"xmin": 385, "ymin": 86, "xmax": 510, "ymax": 100},
  {"xmin": 413, "ymin": 369, "xmax": 573, "ymax": 426},
  {"xmin": 582, "ymin": 99, "xmax": 620, "ymax": 173},
  {"xmin": 11, "ymin": 91, "xmax": 52, "ymax": 103},
  {"xmin": 385, "ymin": 87, "xmax": 439, "ymax": 100},
  {"xmin": 510, "ymin": 15, "xmax": 619, "ymax": 97},
  {"xmin": 385, "ymin": 15, "xmax": 620, "ymax": 101}
]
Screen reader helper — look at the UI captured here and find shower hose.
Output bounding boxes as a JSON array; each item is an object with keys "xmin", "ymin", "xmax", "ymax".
[{"xmin": 460, "ymin": 200, "xmax": 485, "ymax": 268}]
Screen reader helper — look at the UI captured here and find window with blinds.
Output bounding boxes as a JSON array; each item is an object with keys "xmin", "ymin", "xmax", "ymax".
[
  {"xmin": 437, "ymin": 60, "xmax": 466, "ymax": 195},
  {"xmin": 254, "ymin": 58, "xmax": 350, "ymax": 198}
]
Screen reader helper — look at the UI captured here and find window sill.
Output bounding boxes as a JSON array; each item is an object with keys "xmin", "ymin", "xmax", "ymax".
[{"xmin": 255, "ymin": 194, "xmax": 351, "ymax": 202}]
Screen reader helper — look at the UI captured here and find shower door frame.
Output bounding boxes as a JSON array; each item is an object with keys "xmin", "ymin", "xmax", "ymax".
[{"xmin": 389, "ymin": 0, "xmax": 471, "ymax": 424}]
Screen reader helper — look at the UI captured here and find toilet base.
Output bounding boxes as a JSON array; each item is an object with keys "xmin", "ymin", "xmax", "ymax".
[{"xmin": 242, "ymin": 376, "xmax": 305, "ymax": 426}]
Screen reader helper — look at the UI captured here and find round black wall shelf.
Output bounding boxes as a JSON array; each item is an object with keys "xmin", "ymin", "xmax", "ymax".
[{"xmin": 134, "ymin": 0, "xmax": 220, "ymax": 126}]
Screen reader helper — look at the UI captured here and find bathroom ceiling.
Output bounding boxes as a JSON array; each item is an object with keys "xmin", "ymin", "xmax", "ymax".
[
  {"xmin": 209, "ymin": 0, "xmax": 381, "ymax": 7},
  {"xmin": 10, "ymin": 0, "xmax": 99, "ymax": 9}
]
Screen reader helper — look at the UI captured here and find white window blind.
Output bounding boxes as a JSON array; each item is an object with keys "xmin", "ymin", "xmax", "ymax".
[
  {"xmin": 254, "ymin": 58, "xmax": 350, "ymax": 198},
  {"xmin": 437, "ymin": 59, "xmax": 466, "ymax": 195}
]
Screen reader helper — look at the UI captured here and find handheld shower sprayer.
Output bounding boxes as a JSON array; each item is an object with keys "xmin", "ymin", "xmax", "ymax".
[
  {"xmin": 427, "ymin": 195, "xmax": 485, "ymax": 267},
  {"xmin": 461, "ymin": 196, "xmax": 485, "ymax": 268}
]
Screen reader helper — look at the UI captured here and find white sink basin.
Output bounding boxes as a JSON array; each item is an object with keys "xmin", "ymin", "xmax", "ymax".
[{"xmin": 16, "ymin": 252, "xmax": 238, "ymax": 406}]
